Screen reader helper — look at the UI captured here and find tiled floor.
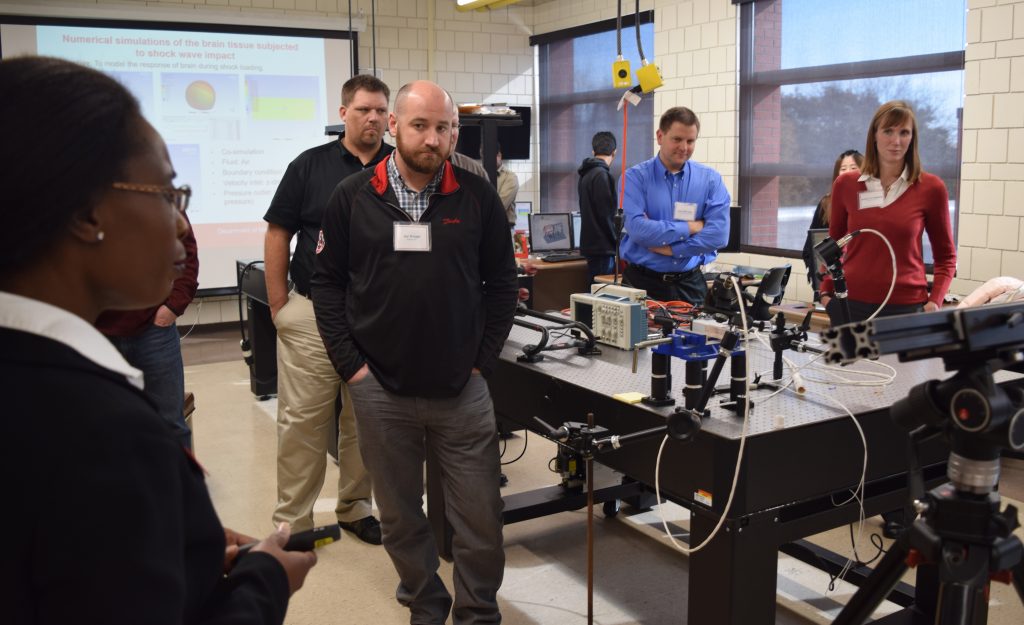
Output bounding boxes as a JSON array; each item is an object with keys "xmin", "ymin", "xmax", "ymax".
[{"xmin": 181, "ymin": 325, "xmax": 1024, "ymax": 624}]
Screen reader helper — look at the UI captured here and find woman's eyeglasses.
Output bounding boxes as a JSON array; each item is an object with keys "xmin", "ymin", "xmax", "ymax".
[{"xmin": 111, "ymin": 182, "xmax": 191, "ymax": 214}]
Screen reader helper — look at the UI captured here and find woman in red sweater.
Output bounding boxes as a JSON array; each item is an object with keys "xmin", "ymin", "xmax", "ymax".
[{"xmin": 819, "ymin": 100, "xmax": 956, "ymax": 325}]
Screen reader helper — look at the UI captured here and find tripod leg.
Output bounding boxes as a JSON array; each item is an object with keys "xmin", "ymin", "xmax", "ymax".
[
  {"xmin": 937, "ymin": 583, "xmax": 988, "ymax": 625},
  {"xmin": 834, "ymin": 532, "xmax": 912, "ymax": 625},
  {"xmin": 1011, "ymin": 560, "xmax": 1024, "ymax": 611},
  {"xmin": 935, "ymin": 541, "xmax": 994, "ymax": 625}
]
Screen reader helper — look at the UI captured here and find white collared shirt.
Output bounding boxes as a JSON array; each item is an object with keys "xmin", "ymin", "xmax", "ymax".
[
  {"xmin": 858, "ymin": 166, "xmax": 910, "ymax": 208},
  {"xmin": 0, "ymin": 291, "xmax": 143, "ymax": 389}
]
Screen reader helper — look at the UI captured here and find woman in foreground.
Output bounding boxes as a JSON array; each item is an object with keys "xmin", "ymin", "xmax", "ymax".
[{"xmin": 0, "ymin": 56, "xmax": 316, "ymax": 624}]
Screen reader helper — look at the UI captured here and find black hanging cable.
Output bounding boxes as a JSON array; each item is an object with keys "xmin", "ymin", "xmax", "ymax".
[
  {"xmin": 499, "ymin": 430, "xmax": 529, "ymax": 465},
  {"xmin": 616, "ymin": 0, "xmax": 622, "ymax": 56},
  {"xmin": 634, "ymin": 0, "xmax": 646, "ymax": 62},
  {"xmin": 371, "ymin": 0, "xmax": 377, "ymax": 74}
]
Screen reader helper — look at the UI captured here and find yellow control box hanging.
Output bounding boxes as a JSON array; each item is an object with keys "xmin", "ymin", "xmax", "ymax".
[
  {"xmin": 636, "ymin": 62, "xmax": 663, "ymax": 93},
  {"xmin": 612, "ymin": 58, "xmax": 632, "ymax": 88}
]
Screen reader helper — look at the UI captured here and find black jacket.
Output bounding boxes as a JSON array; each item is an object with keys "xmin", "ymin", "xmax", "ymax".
[
  {"xmin": 312, "ymin": 156, "xmax": 518, "ymax": 398},
  {"xmin": 801, "ymin": 196, "xmax": 828, "ymax": 293},
  {"xmin": 577, "ymin": 157, "xmax": 618, "ymax": 256},
  {"xmin": 0, "ymin": 328, "xmax": 289, "ymax": 625}
]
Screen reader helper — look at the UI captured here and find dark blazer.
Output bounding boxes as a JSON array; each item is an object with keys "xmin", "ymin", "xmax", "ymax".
[{"xmin": 0, "ymin": 327, "xmax": 289, "ymax": 625}]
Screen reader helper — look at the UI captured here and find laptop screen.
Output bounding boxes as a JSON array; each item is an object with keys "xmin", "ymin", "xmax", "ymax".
[
  {"xmin": 806, "ymin": 228, "xmax": 829, "ymax": 266},
  {"xmin": 528, "ymin": 212, "xmax": 573, "ymax": 253}
]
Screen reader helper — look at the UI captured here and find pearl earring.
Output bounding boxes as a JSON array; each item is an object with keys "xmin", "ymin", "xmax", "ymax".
[{"xmin": 96, "ymin": 231, "xmax": 105, "ymax": 242}]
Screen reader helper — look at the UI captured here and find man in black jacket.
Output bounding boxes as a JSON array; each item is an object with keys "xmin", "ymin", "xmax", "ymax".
[
  {"xmin": 311, "ymin": 80, "xmax": 517, "ymax": 625},
  {"xmin": 578, "ymin": 131, "xmax": 619, "ymax": 283}
]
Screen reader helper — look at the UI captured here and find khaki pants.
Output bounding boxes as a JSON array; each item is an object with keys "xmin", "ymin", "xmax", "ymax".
[{"xmin": 272, "ymin": 291, "xmax": 371, "ymax": 531}]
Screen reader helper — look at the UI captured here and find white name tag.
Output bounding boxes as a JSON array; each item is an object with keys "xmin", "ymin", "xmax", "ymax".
[
  {"xmin": 858, "ymin": 190, "xmax": 884, "ymax": 210},
  {"xmin": 393, "ymin": 222, "xmax": 431, "ymax": 252},
  {"xmin": 674, "ymin": 201, "xmax": 698, "ymax": 221}
]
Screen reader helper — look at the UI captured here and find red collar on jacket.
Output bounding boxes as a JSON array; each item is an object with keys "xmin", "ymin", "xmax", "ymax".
[{"xmin": 370, "ymin": 154, "xmax": 461, "ymax": 196}]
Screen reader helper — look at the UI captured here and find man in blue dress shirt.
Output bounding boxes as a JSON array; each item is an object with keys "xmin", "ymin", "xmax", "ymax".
[{"xmin": 620, "ymin": 106, "xmax": 730, "ymax": 304}]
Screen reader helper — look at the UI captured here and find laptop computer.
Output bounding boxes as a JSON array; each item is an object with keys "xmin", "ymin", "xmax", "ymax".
[{"xmin": 528, "ymin": 213, "xmax": 582, "ymax": 262}]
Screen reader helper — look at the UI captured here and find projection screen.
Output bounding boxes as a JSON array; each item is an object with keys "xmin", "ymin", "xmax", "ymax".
[{"xmin": 1, "ymin": 16, "xmax": 354, "ymax": 292}]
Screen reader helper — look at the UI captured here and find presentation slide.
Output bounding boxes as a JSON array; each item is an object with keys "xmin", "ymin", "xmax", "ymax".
[{"xmin": 1, "ymin": 20, "xmax": 352, "ymax": 290}]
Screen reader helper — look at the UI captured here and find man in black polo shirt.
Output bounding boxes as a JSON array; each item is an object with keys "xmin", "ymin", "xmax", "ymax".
[{"xmin": 262, "ymin": 74, "xmax": 392, "ymax": 545}]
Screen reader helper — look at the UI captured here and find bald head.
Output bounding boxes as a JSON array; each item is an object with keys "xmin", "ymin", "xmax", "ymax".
[
  {"xmin": 444, "ymin": 88, "xmax": 462, "ymax": 158},
  {"xmin": 389, "ymin": 80, "xmax": 455, "ymax": 183},
  {"xmin": 394, "ymin": 80, "xmax": 453, "ymax": 117}
]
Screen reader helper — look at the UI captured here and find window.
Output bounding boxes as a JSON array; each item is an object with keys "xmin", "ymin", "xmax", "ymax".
[
  {"xmin": 737, "ymin": 0, "xmax": 966, "ymax": 261},
  {"xmin": 533, "ymin": 15, "xmax": 655, "ymax": 213}
]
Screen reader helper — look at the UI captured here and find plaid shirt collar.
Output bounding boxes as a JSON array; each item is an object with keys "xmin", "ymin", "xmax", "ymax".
[{"xmin": 387, "ymin": 155, "xmax": 444, "ymax": 222}]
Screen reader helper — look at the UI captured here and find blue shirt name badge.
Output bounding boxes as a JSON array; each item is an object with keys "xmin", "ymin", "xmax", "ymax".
[
  {"xmin": 394, "ymin": 222, "xmax": 432, "ymax": 252},
  {"xmin": 674, "ymin": 201, "xmax": 698, "ymax": 221}
]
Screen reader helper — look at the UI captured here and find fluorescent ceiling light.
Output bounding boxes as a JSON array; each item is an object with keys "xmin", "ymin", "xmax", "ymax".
[{"xmin": 456, "ymin": 0, "xmax": 520, "ymax": 11}]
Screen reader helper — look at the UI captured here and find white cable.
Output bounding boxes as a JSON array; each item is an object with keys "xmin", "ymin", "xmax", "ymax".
[
  {"xmin": 764, "ymin": 327, "xmax": 894, "ymax": 387},
  {"xmin": 179, "ymin": 299, "xmax": 202, "ymax": 341},
  {"xmin": 748, "ymin": 329, "xmax": 807, "ymax": 396},
  {"xmin": 802, "ymin": 386, "xmax": 869, "ymax": 589},
  {"xmin": 800, "ymin": 358, "xmax": 896, "ymax": 387},
  {"xmin": 744, "ymin": 327, "xmax": 895, "ymax": 411},
  {"xmin": 791, "ymin": 369, "xmax": 807, "ymax": 395},
  {"xmin": 855, "ymin": 228, "xmax": 897, "ymax": 322},
  {"xmin": 654, "ymin": 275, "xmax": 750, "ymax": 554},
  {"xmin": 736, "ymin": 328, "xmax": 871, "ymax": 587},
  {"xmin": 651, "ymin": 312, "xmax": 869, "ymax": 577}
]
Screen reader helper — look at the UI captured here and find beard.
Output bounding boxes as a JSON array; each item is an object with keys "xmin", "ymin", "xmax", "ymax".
[{"xmin": 396, "ymin": 131, "xmax": 446, "ymax": 175}]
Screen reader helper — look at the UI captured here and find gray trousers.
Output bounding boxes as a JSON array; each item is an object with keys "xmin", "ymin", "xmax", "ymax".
[{"xmin": 347, "ymin": 372, "xmax": 504, "ymax": 625}]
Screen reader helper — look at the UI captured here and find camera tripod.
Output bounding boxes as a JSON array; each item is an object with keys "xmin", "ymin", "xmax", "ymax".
[
  {"xmin": 826, "ymin": 356, "xmax": 1024, "ymax": 623},
  {"xmin": 823, "ymin": 302, "xmax": 1024, "ymax": 623},
  {"xmin": 834, "ymin": 452, "xmax": 1024, "ymax": 624}
]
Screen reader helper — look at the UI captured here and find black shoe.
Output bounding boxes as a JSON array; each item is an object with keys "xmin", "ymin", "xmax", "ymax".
[
  {"xmin": 338, "ymin": 516, "xmax": 382, "ymax": 545},
  {"xmin": 882, "ymin": 519, "xmax": 905, "ymax": 540}
]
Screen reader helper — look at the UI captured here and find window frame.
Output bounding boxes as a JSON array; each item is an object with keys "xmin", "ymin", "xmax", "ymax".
[
  {"xmin": 531, "ymin": 12, "xmax": 655, "ymax": 214},
  {"xmin": 736, "ymin": 0, "xmax": 965, "ymax": 259}
]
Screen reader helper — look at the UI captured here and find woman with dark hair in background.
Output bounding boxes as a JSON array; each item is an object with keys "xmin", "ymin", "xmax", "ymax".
[
  {"xmin": 819, "ymin": 100, "xmax": 956, "ymax": 325},
  {"xmin": 0, "ymin": 56, "xmax": 316, "ymax": 624},
  {"xmin": 801, "ymin": 149, "xmax": 863, "ymax": 299}
]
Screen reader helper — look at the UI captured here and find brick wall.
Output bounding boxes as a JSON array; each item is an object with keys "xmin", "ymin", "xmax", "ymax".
[
  {"xmin": 955, "ymin": 0, "xmax": 1024, "ymax": 299},
  {"xmin": 748, "ymin": 0, "xmax": 780, "ymax": 247},
  {"xmin": 650, "ymin": 0, "xmax": 738, "ymax": 198}
]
